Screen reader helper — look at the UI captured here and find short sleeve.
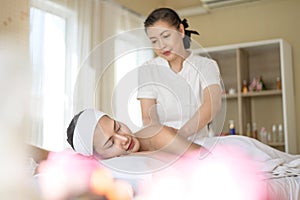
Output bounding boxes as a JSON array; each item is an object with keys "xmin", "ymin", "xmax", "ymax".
[{"xmin": 200, "ymin": 59, "xmax": 221, "ymax": 90}]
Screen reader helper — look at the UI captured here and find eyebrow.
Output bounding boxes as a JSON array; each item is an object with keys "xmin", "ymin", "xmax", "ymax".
[
  {"xmin": 113, "ymin": 120, "xmax": 117, "ymax": 131},
  {"xmin": 103, "ymin": 136, "xmax": 112, "ymax": 148},
  {"xmin": 102, "ymin": 120, "xmax": 116, "ymax": 148},
  {"xmin": 149, "ymin": 30, "xmax": 170, "ymax": 40}
]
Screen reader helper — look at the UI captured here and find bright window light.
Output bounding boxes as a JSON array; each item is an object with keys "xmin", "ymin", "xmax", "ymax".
[
  {"xmin": 30, "ymin": 7, "xmax": 67, "ymax": 150},
  {"xmin": 114, "ymin": 33, "xmax": 153, "ymax": 132}
]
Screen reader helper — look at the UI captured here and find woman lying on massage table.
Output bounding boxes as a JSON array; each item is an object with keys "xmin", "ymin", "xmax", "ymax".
[
  {"xmin": 66, "ymin": 108, "xmax": 300, "ymax": 163},
  {"xmin": 28, "ymin": 108, "xmax": 207, "ymax": 194},
  {"xmin": 66, "ymin": 109, "xmax": 300, "ymax": 200},
  {"xmin": 27, "ymin": 107, "xmax": 205, "ymax": 175},
  {"xmin": 30, "ymin": 108, "xmax": 300, "ymax": 199},
  {"xmin": 66, "ymin": 108, "xmax": 206, "ymax": 160}
]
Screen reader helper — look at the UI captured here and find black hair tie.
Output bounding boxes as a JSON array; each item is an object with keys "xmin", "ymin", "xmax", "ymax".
[
  {"xmin": 182, "ymin": 18, "xmax": 189, "ymax": 29},
  {"xmin": 182, "ymin": 18, "xmax": 200, "ymax": 37},
  {"xmin": 185, "ymin": 30, "xmax": 200, "ymax": 37}
]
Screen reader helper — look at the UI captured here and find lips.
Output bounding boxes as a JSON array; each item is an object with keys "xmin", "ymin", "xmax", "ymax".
[
  {"xmin": 163, "ymin": 51, "xmax": 171, "ymax": 56},
  {"xmin": 126, "ymin": 139, "xmax": 135, "ymax": 151}
]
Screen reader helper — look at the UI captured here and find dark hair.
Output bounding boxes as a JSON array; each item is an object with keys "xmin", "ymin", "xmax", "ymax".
[
  {"xmin": 66, "ymin": 110, "xmax": 84, "ymax": 149},
  {"xmin": 144, "ymin": 7, "xmax": 199, "ymax": 49}
]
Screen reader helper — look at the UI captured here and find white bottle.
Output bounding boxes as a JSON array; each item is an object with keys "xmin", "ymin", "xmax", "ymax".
[
  {"xmin": 271, "ymin": 124, "xmax": 277, "ymax": 143},
  {"xmin": 278, "ymin": 124, "xmax": 284, "ymax": 143},
  {"xmin": 246, "ymin": 123, "xmax": 251, "ymax": 137},
  {"xmin": 267, "ymin": 132, "xmax": 272, "ymax": 143},
  {"xmin": 260, "ymin": 127, "xmax": 267, "ymax": 144}
]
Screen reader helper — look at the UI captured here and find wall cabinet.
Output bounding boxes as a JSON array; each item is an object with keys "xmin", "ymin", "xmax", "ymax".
[{"xmin": 193, "ymin": 39, "xmax": 297, "ymax": 153}]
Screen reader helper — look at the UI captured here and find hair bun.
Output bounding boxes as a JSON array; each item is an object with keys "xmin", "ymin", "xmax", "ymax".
[{"xmin": 181, "ymin": 18, "xmax": 189, "ymax": 29}]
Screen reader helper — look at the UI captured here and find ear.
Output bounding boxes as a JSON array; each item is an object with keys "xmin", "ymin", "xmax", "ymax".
[{"xmin": 179, "ymin": 23, "xmax": 185, "ymax": 38}]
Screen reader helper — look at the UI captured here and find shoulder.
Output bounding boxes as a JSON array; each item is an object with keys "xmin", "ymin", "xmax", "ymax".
[
  {"xmin": 188, "ymin": 54, "xmax": 217, "ymax": 66},
  {"xmin": 185, "ymin": 54, "xmax": 220, "ymax": 74},
  {"xmin": 136, "ymin": 125, "xmax": 176, "ymax": 140},
  {"xmin": 141, "ymin": 56, "xmax": 165, "ymax": 67},
  {"xmin": 139, "ymin": 57, "xmax": 169, "ymax": 75}
]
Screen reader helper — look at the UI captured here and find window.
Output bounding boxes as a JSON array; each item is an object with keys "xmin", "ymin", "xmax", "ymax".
[
  {"xmin": 29, "ymin": 0, "xmax": 150, "ymax": 149},
  {"xmin": 113, "ymin": 31, "xmax": 153, "ymax": 132},
  {"xmin": 30, "ymin": 1, "xmax": 75, "ymax": 150}
]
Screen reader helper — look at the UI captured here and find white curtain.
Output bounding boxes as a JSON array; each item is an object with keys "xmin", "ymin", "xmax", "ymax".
[
  {"xmin": 72, "ymin": 0, "xmax": 146, "ymax": 115},
  {"xmin": 29, "ymin": 0, "xmax": 148, "ymax": 149},
  {"xmin": 29, "ymin": 0, "xmax": 73, "ymax": 149}
]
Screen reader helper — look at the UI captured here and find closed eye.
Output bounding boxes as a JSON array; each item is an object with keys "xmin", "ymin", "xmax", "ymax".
[
  {"xmin": 107, "ymin": 140, "xmax": 114, "ymax": 148},
  {"xmin": 114, "ymin": 121, "xmax": 121, "ymax": 133},
  {"xmin": 151, "ymin": 39, "xmax": 157, "ymax": 44},
  {"xmin": 162, "ymin": 34, "xmax": 170, "ymax": 39},
  {"xmin": 104, "ymin": 138, "xmax": 114, "ymax": 149}
]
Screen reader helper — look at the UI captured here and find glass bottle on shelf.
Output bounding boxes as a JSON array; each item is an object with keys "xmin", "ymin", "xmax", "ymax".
[
  {"xmin": 259, "ymin": 127, "xmax": 268, "ymax": 143},
  {"xmin": 276, "ymin": 77, "xmax": 282, "ymax": 90},
  {"xmin": 271, "ymin": 124, "xmax": 277, "ymax": 143},
  {"xmin": 252, "ymin": 122, "xmax": 258, "ymax": 139},
  {"xmin": 246, "ymin": 123, "xmax": 251, "ymax": 137},
  {"xmin": 249, "ymin": 77, "xmax": 257, "ymax": 92},
  {"xmin": 229, "ymin": 120, "xmax": 235, "ymax": 135},
  {"xmin": 278, "ymin": 124, "xmax": 284, "ymax": 143},
  {"xmin": 256, "ymin": 76, "xmax": 266, "ymax": 91},
  {"xmin": 260, "ymin": 76, "xmax": 267, "ymax": 90},
  {"xmin": 267, "ymin": 131, "xmax": 272, "ymax": 143},
  {"xmin": 242, "ymin": 80, "xmax": 248, "ymax": 94}
]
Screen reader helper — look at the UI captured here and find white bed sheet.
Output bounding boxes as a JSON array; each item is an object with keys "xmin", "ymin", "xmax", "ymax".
[
  {"xmin": 193, "ymin": 135, "xmax": 300, "ymax": 200},
  {"xmin": 101, "ymin": 135, "xmax": 300, "ymax": 199},
  {"xmin": 100, "ymin": 156, "xmax": 166, "ymax": 194},
  {"xmin": 267, "ymin": 176, "xmax": 300, "ymax": 200}
]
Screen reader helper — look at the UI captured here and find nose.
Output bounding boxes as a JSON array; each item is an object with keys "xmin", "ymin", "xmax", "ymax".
[
  {"xmin": 113, "ymin": 134, "xmax": 129, "ymax": 144},
  {"xmin": 155, "ymin": 38, "xmax": 166, "ymax": 50},
  {"xmin": 160, "ymin": 39, "xmax": 167, "ymax": 49}
]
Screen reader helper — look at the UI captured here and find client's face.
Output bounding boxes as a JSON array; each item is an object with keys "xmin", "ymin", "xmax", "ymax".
[{"xmin": 93, "ymin": 116, "xmax": 140, "ymax": 159}]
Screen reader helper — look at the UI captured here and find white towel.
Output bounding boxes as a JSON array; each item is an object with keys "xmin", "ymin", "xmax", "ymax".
[{"xmin": 193, "ymin": 135, "xmax": 300, "ymax": 179}]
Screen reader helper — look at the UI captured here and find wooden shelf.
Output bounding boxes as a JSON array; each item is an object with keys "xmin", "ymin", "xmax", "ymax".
[
  {"xmin": 223, "ymin": 90, "xmax": 282, "ymax": 99},
  {"xmin": 241, "ymin": 90, "xmax": 282, "ymax": 97},
  {"xmin": 222, "ymin": 93, "xmax": 238, "ymax": 99},
  {"xmin": 194, "ymin": 39, "xmax": 297, "ymax": 153},
  {"xmin": 267, "ymin": 142, "xmax": 285, "ymax": 147}
]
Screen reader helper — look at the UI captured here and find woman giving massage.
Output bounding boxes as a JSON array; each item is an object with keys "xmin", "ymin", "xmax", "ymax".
[{"xmin": 66, "ymin": 108, "xmax": 205, "ymax": 160}]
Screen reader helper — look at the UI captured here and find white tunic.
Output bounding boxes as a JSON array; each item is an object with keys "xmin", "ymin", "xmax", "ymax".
[{"xmin": 137, "ymin": 52, "xmax": 221, "ymax": 138}]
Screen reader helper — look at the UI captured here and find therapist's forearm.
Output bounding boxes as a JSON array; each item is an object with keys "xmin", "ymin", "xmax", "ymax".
[
  {"xmin": 137, "ymin": 125, "xmax": 205, "ymax": 157},
  {"xmin": 178, "ymin": 85, "xmax": 222, "ymax": 138},
  {"xmin": 140, "ymin": 99, "xmax": 160, "ymax": 127},
  {"xmin": 142, "ymin": 116, "xmax": 160, "ymax": 127},
  {"xmin": 178, "ymin": 103, "xmax": 213, "ymax": 138}
]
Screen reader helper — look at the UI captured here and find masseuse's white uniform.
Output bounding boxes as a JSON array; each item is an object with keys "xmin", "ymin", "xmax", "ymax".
[{"xmin": 137, "ymin": 52, "xmax": 221, "ymax": 141}]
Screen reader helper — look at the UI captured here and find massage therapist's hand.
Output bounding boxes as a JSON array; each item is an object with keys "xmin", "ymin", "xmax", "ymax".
[
  {"xmin": 177, "ymin": 126, "xmax": 192, "ymax": 138},
  {"xmin": 164, "ymin": 126, "xmax": 178, "ymax": 134}
]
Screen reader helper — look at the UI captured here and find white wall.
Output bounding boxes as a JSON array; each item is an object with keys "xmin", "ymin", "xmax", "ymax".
[{"xmin": 0, "ymin": 0, "xmax": 39, "ymax": 198}]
